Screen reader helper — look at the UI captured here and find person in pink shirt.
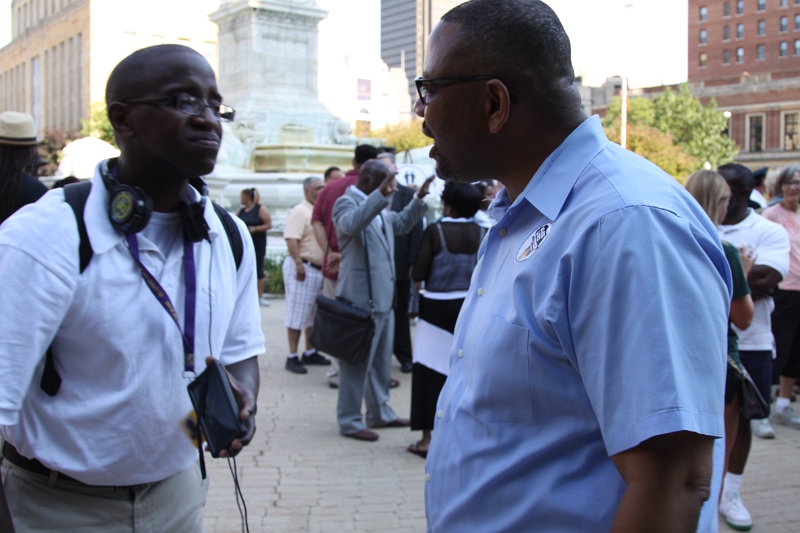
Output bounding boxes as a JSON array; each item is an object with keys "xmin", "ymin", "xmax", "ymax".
[{"xmin": 763, "ymin": 164, "xmax": 800, "ymax": 431}]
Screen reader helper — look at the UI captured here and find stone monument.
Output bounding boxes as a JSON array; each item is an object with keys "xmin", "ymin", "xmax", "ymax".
[{"xmin": 210, "ymin": 0, "xmax": 357, "ymax": 173}]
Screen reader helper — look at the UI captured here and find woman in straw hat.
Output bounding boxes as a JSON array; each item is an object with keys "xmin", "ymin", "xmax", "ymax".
[{"xmin": 0, "ymin": 111, "xmax": 43, "ymax": 224}]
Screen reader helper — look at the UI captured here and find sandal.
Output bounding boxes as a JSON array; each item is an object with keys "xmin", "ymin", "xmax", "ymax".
[{"xmin": 407, "ymin": 441, "xmax": 428, "ymax": 458}]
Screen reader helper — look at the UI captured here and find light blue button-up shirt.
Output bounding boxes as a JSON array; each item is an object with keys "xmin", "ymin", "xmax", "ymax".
[{"xmin": 425, "ymin": 116, "xmax": 732, "ymax": 533}]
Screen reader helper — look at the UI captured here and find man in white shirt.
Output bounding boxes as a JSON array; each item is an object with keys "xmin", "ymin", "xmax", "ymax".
[
  {"xmin": 717, "ymin": 163, "xmax": 790, "ymax": 531},
  {"xmin": 0, "ymin": 45, "xmax": 264, "ymax": 532}
]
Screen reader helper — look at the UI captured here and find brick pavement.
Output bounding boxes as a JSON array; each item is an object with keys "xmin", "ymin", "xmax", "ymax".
[{"xmin": 204, "ymin": 298, "xmax": 800, "ymax": 533}]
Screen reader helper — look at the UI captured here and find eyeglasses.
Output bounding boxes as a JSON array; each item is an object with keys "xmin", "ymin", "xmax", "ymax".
[
  {"xmin": 415, "ymin": 75, "xmax": 518, "ymax": 105},
  {"xmin": 122, "ymin": 94, "xmax": 235, "ymax": 122},
  {"xmin": 783, "ymin": 180, "xmax": 800, "ymax": 188}
]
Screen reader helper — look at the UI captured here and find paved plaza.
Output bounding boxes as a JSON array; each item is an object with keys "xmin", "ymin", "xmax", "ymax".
[{"xmin": 204, "ymin": 298, "xmax": 800, "ymax": 533}]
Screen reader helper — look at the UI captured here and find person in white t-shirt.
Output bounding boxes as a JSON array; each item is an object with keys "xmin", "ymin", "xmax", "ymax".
[
  {"xmin": 0, "ymin": 45, "xmax": 264, "ymax": 532},
  {"xmin": 717, "ymin": 163, "xmax": 790, "ymax": 531}
]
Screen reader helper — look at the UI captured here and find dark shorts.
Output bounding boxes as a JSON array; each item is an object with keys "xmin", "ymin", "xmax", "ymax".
[
  {"xmin": 771, "ymin": 289, "xmax": 800, "ymax": 380},
  {"xmin": 739, "ymin": 350, "xmax": 773, "ymax": 419}
]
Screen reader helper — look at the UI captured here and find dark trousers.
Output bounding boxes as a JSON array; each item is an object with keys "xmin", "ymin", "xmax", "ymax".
[
  {"xmin": 771, "ymin": 289, "xmax": 800, "ymax": 381},
  {"xmin": 393, "ymin": 280, "xmax": 412, "ymax": 366}
]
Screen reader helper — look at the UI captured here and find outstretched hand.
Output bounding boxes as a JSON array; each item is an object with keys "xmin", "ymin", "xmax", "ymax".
[
  {"xmin": 205, "ymin": 356, "xmax": 258, "ymax": 458},
  {"xmin": 416, "ymin": 175, "xmax": 436, "ymax": 199}
]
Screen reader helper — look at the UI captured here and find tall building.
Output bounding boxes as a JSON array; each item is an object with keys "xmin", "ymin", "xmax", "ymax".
[
  {"xmin": 0, "ymin": 0, "xmax": 220, "ymax": 135},
  {"xmin": 688, "ymin": 0, "xmax": 800, "ymax": 168},
  {"xmin": 381, "ymin": 0, "xmax": 466, "ymax": 108}
]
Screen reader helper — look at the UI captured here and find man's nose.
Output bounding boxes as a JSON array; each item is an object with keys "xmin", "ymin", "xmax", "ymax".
[{"xmin": 414, "ymin": 97, "xmax": 425, "ymax": 118}]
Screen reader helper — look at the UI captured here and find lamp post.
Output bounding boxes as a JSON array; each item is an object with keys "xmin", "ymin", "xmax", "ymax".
[{"xmin": 620, "ymin": 3, "xmax": 634, "ymax": 149}]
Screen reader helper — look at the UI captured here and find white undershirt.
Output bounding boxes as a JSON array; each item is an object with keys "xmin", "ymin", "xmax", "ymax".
[{"xmin": 139, "ymin": 211, "xmax": 182, "ymax": 258}]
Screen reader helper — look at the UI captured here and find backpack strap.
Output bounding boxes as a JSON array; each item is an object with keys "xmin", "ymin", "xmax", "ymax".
[
  {"xmin": 212, "ymin": 201, "xmax": 243, "ymax": 271},
  {"xmin": 40, "ymin": 182, "xmax": 94, "ymax": 396}
]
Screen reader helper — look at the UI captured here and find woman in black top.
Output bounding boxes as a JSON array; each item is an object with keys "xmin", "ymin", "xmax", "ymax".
[
  {"xmin": 237, "ymin": 188, "xmax": 272, "ymax": 300},
  {"xmin": 408, "ymin": 181, "xmax": 484, "ymax": 458}
]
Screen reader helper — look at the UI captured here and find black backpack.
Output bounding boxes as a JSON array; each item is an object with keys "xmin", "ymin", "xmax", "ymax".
[{"xmin": 39, "ymin": 181, "xmax": 244, "ymax": 396}]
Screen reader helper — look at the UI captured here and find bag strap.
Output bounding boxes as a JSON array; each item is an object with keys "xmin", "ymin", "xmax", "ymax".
[
  {"xmin": 64, "ymin": 181, "xmax": 94, "ymax": 273},
  {"xmin": 212, "ymin": 201, "xmax": 243, "ymax": 271},
  {"xmin": 362, "ymin": 230, "xmax": 374, "ymax": 316}
]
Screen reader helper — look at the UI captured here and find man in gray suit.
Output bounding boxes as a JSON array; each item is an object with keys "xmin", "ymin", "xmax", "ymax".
[{"xmin": 333, "ymin": 159, "xmax": 433, "ymax": 441}]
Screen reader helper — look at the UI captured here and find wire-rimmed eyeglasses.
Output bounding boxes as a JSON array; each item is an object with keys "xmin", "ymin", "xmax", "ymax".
[{"xmin": 122, "ymin": 94, "xmax": 235, "ymax": 122}]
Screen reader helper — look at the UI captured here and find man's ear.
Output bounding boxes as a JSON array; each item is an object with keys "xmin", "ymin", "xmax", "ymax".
[
  {"xmin": 107, "ymin": 102, "xmax": 135, "ymax": 140},
  {"xmin": 484, "ymin": 79, "xmax": 512, "ymax": 134}
]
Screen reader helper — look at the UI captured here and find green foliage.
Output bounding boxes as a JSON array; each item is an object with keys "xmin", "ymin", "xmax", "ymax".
[
  {"xmin": 262, "ymin": 255, "xmax": 285, "ymax": 294},
  {"xmin": 603, "ymin": 84, "xmax": 739, "ymax": 174},
  {"xmin": 81, "ymin": 102, "xmax": 117, "ymax": 148},
  {"xmin": 372, "ymin": 120, "xmax": 432, "ymax": 153},
  {"xmin": 37, "ymin": 129, "xmax": 80, "ymax": 177}
]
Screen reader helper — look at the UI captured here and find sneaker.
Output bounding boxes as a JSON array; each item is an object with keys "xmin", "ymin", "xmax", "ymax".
[
  {"xmin": 301, "ymin": 350, "xmax": 331, "ymax": 366},
  {"xmin": 719, "ymin": 491, "xmax": 753, "ymax": 531},
  {"xmin": 770, "ymin": 405, "xmax": 800, "ymax": 429},
  {"xmin": 750, "ymin": 418, "xmax": 776, "ymax": 439},
  {"xmin": 285, "ymin": 357, "xmax": 307, "ymax": 374},
  {"xmin": 259, "ymin": 296, "xmax": 270, "ymax": 307}
]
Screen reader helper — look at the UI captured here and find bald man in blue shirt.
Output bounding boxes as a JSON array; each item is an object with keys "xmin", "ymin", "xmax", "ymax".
[{"xmin": 413, "ymin": 1, "xmax": 732, "ymax": 532}]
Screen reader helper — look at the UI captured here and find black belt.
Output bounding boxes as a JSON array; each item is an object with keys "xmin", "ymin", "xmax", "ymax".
[
  {"xmin": 2, "ymin": 442, "xmax": 89, "ymax": 486},
  {"xmin": 302, "ymin": 260, "xmax": 321, "ymax": 270}
]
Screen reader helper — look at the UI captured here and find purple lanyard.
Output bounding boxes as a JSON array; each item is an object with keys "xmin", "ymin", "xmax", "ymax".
[{"xmin": 126, "ymin": 233, "xmax": 197, "ymax": 375}]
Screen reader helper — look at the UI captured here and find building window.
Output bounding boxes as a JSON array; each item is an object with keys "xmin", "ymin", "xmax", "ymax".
[
  {"xmin": 781, "ymin": 40, "xmax": 789, "ymax": 56},
  {"xmin": 781, "ymin": 16, "xmax": 789, "ymax": 32},
  {"xmin": 724, "ymin": 1, "xmax": 731, "ymax": 16},
  {"xmin": 202, "ymin": 42, "xmax": 215, "ymax": 64},
  {"xmin": 737, "ymin": 0, "xmax": 744, "ymax": 14},
  {"xmin": 795, "ymin": 13, "xmax": 800, "ymax": 29},
  {"xmin": 737, "ymin": 23, "xmax": 745, "ymax": 39},
  {"xmin": 724, "ymin": 25, "xmax": 731, "ymax": 40},
  {"xmin": 758, "ymin": 43, "xmax": 766, "ymax": 59},
  {"xmin": 749, "ymin": 115, "xmax": 764, "ymax": 152},
  {"xmin": 759, "ymin": 20, "xmax": 767, "ymax": 35},
  {"xmin": 782, "ymin": 0, "xmax": 789, "ymax": 7},
  {"xmin": 724, "ymin": 49, "xmax": 731, "ymax": 63},
  {"xmin": 795, "ymin": 39, "xmax": 800, "ymax": 54},
  {"xmin": 700, "ymin": 6, "xmax": 708, "ymax": 21},
  {"xmin": 758, "ymin": 0, "xmax": 766, "ymax": 10},
  {"xmin": 737, "ymin": 47, "xmax": 745, "ymax": 62},
  {"xmin": 700, "ymin": 29, "xmax": 708, "ymax": 44},
  {"xmin": 699, "ymin": 52, "xmax": 708, "ymax": 67},
  {"xmin": 785, "ymin": 113, "xmax": 799, "ymax": 150},
  {"xmin": 357, "ymin": 79, "xmax": 371, "ymax": 101}
]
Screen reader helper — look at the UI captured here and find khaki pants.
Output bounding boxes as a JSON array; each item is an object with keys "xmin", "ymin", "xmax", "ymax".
[{"xmin": 1, "ymin": 459, "xmax": 208, "ymax": 533}]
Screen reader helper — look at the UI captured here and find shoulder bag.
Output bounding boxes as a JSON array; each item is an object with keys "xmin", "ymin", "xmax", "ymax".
[{"xmin": 310, "ymin": 232, "xmax": 375, "ymax": 365}]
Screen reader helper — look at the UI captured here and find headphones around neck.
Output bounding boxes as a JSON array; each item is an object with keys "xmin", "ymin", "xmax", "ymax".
[{"xmin": 101, "ymin": 159, "xmax": 210, "ymax": 242}]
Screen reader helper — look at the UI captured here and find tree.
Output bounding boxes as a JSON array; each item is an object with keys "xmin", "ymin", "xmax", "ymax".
[
  {"xmin": 38, "ymin": 129, "xmax": 80, "ymax": 177},
  {"xmin": 81, "ymin": 102, "xmax": 116, "ymax": 148},
  {"xmin": 372, "ymin": 120, "xmax": 431, "ymax": 153}
]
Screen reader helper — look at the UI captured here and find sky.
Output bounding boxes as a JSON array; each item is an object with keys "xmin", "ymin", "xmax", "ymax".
[{"xmin": 0, "ymin": 0, "xmax": 687, "ymax": 89}]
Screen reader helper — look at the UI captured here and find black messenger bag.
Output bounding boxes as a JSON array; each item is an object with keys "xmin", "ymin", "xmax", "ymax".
[{"xmin": 310, "ymin": 232, "xmax": 375, "ymax": 365}]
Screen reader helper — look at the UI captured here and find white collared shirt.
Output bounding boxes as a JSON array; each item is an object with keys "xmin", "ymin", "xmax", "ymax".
[{"xmin": 0, "ymin": 162, "xmax": 265, "ymax": 485}]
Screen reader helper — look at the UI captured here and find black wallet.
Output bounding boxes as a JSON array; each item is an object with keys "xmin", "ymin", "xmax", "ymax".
[{"xmin": 187, "ymin": 360, "xmax": 247, "ymax": 458}]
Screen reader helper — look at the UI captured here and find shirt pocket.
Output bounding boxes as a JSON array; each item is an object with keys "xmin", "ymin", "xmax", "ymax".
[{"xmin": 464, "ymin": 313, "xmax": 532, "ymax": 423}]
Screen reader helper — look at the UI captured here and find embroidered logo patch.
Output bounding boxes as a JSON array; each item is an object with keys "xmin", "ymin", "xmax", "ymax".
[{"xmin": 516, "ymin": 224, "xmax": 551, "ymax": 262}]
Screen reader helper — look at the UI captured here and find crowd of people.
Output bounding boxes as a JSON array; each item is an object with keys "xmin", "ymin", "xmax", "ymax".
[{"xmin": 1, "ymin": 0, "xmax": 799, "ymax": 532}]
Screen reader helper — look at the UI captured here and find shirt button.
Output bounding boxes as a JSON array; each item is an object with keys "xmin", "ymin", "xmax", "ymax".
[
  {"xmin": 426, "ymin": 473, "xmax": 431, "ymax": 482},
  {"xmin": 498, "ymin": 228, "xmax": 507, "ymax": 236},
  {"xmin": 437, "ymin": 410, "xmax": 443, "ymax": 418},
  {"xmin": 477, "ymin": 288, "xmax": 484, "ymax": 296},
  {"xmin": 458, "ymin": 349, "xmax": 464, "ymax": 358}
]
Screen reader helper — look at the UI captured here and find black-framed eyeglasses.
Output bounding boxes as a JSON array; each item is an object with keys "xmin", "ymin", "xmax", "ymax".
[
  {"xmin": 122, "ymin": 94, "xmax": 236, "ymax": 122},
  {"xmin": 415, "ymin": 75, "xmax": 518, "ymax": 105}
]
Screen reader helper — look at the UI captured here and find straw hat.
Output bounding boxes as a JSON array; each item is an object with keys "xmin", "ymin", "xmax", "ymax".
[{"xmin": 0, "ymin": 111, "xmax": 37, "ymax": 146}]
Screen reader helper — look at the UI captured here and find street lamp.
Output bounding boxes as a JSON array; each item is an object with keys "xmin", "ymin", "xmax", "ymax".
[{"xmin": 621, "ymin": 3, "xmax": 634, "ymax": 149}]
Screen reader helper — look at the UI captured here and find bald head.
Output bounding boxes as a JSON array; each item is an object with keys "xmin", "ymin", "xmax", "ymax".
[
  {"xmin": 106, "ymin": 45, "xmax": 212, "ymax": 105},
  {"xmin": 357, "ymin": 159, "xmax": 391, "ymax": 195}
]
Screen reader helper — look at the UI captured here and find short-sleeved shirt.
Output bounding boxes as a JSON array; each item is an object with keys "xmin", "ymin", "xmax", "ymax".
[
  {"xmin": 311, "ymin": 169, "xmax": 358, "ymax": 280},
  {"xmin": 284, "ymin": 199, "xmax": 325, "ymax": 266},
  {"xmin": 723, "ymin": 240, "xmax": 751, "ymax": 365},
  {"xmin": 425, "ymin": 116, "xmax": 731, "ymax": 533},
  {"xmin": 763, "ymin": 203, "xmax": 800, "ymax": 291},
  {"xmin": 718, "ymin": 210, "xmax": 790, "ymax": 351},
  {"xmin": 0, "ymin": 162, "xmax": 265, "ymax": 486}
]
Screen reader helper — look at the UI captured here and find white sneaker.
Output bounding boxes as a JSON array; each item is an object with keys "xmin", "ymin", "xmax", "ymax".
[
  {"xmin": 719, "ymin": 491, "xmax": 753, "ymax": 531},
  {"xmin": 750, "ymin": 418, "xmax": 776, "ymax": 439},
  {"xmin": 259, "ymin": 295, "xmax": 270, "ymax": 307},
  {"xmin": 770, "ymin": 405, "xmax": 800, "ymax": 430}
]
